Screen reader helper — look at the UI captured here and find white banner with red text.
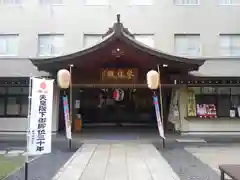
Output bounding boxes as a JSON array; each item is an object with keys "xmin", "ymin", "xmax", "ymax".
[{"xmin": 28, "ymin": 77, "xmax": 54, "ymax": 156}]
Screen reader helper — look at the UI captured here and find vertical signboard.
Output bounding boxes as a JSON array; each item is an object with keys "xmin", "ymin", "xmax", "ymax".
[
  {"xmin": 153, "ymin": 95, "xmax": 165, "ymax": 139},
  {"xmin": 187, "ymin": 90, "xmax": 197, "ymax": 117},
  {"xmin": 62, "ymin": 96, "xmax": 72, "ymax": 139},
  {"xmin": 28, "ymin": 77, "xmax": 54, "ymax": 155}
]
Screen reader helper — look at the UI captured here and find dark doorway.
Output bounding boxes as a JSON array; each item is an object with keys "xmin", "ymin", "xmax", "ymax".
[
  {"xmin": 76, "ymin": 88, "xmax": 156, "ymax": 127},
  {"xmin": 58, "ymin": 87, "xmax": 174, "ymax": 132}
]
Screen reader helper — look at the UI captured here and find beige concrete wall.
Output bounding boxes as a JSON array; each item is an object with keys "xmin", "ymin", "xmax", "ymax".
[
  {"xmin": 0, "ymin": 0, "xmax": 239, "ymax": 58},
  {"xmin": 178, "ymin": 88, "xmax": 240, "ymax": 135},
  {"xmin": 0, "ymin": 84, "xmax": 60, "ymax": 134}
]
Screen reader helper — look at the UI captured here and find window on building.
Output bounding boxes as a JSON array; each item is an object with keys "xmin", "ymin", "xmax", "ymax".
[
  {"xmin": 83, "ymin": 34, "xmax": 103, "ymax": 48},
  {"xmin": 38, "ymin": 34, "xmax": 64, "ymax": 56},
  {"xmin": 218, "ymin": 0, "xmax": 240, "ymax": 5},
  {"xmin": 0, "ymin": 35, "xmax": 18, "ymax": 56},
  {"xmin": 134, "ymin": 34, "xmax": 155, "ymax": 48},
  {"xmin": 39, "ymin": 0, "xmax": 63, "ymax": 5},
  {"xmin": 174, "ymin": 34, "xmax": 201, "ymax": 57},
  {"xmin": 186, "ymin": 87, "xmax": 240, "ymax": 118},
  {"xmin": 219, "ymin": 35, "xmax": 240, "ymax": 56},
  {"xmin": 174, "ymin": 0, "xmax": 199, "ymax": 5},
  {"xmin": 129, "ymin": 0, "xmax": 152, "ymax": 5},
  {"xmin": 0, "ymin": 87, "xmax": 28, "ymax": 117},
  {"xmin": 1, "ymin": 0, "xmax": 22, "ymax": 5},
  {"xmin": 0, "ymin": 97, "xmax": 4, "ymax": 115},
  {"xmin": 84, "ymin": 0, "xmax": 109, "ymax": 6}
]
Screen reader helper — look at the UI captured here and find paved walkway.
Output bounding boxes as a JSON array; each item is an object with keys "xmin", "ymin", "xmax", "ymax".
[
  {"xmin": 52, "ymin": 143, "xmax": 179, "ymax": 180},
  {"xmin": 185, "ymin": 146, "xmax": 240, "ymax": 179}
]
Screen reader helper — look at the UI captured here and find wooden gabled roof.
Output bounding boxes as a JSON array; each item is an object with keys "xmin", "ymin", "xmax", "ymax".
[{"xmin": 31, "ymin": 14, "xmax": 204, "ymax": 71}]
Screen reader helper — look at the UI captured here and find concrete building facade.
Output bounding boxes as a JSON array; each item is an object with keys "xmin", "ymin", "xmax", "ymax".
[
  {"xmin": 0, "ymin": 0, "xmax": 240, "ymax": 57},
  {"xmin": 1, "ymin": 0, "xmax": 240, "ymax": 134}
]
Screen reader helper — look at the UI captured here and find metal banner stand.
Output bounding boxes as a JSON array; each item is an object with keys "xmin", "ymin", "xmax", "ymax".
[
  {"xmin": 157, "ymin": 65, "xmax": 165, "ymax": 148},
  {"xmin": 25, "ymin": 76, "xmax": 33, "ymax": 180}
]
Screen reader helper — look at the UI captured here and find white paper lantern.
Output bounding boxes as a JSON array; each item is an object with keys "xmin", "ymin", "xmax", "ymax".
[
  {"xmin": 57, "ymin": 69, "xmax": 71, "ymax": 89},
  {"xmin": 146, "ymin": 70, "xmax": 160, "ymax": 90}
]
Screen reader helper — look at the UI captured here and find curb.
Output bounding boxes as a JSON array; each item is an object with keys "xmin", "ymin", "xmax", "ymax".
[{"xmin": 0, "ymin": 150, "xmax": 25, "ymax": 156}]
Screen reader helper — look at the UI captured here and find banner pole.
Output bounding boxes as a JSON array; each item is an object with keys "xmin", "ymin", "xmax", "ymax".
[
  {"xmin": 25, "ymin": 76, "xmax": 32, "ymax": 180},
  {"xmin": 157, "ymin": 65, "xmax": 165, "ymax": 148}
]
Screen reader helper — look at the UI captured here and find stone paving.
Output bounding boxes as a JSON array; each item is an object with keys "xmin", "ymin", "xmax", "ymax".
[
  {"xmin": 2, "ymin": 132, "xmax": 240, "ymax": 180},
  {"xmin": 52, "ymin": 142, "xmax": 240, "ymax": 180},
  {"xmin": 53, "ymin": 143, "xmax": 180, "ymax": 180},
  {"xmin": 185, "ymin": 146, "xmax": 240, "ymax": 179},
  {"xmin": 160, "ymin": 146, "xmax": 220, "ymax": 180},
  {"xmin": 160, "ymin": 144, "xmax": 240, "ymax": 180}
]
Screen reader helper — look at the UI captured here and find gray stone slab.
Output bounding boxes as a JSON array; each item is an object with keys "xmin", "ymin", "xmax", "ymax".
[
  {"xmin": 105, "ymin": 144, "xmax": 128, "ymax": 180},
  {"xmin": 138, "ymin": 144, "xmax": 179, "ymax": 180},
  {"xmin": 53, "ymin": 143, "xmax": 180, "ymax": 180},
  {"xmin": 54, "ymin": 144, "xmax": 97, "ymax": 180},
  {"xmin": 80, "ymin": 144, "xmax": 111, "ymax": 180},
  {"xmin": 126, "ymin": 144, "xmax": 153, "ymax": 180}
]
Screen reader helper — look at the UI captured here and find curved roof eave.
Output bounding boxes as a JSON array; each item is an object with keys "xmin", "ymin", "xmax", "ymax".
[
  {"xmin": 30, "ymin": 14, "xmax": 205, "ymax": 70},
  {"xmin": 31, "ymin": 30, "xmax": 204, "ymax": 69},
  {"xmin": 120, "ymin": 32, "xmax": 204, "ymax": 67}
]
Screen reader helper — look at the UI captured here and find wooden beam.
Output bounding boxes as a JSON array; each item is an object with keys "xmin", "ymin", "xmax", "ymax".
[{"xmin": 72, "ymin": 83, "xmax": 178, "ymax": 88}]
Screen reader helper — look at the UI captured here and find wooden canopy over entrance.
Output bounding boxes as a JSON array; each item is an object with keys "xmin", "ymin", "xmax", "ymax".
[{"xmin": 30, "ymin": 14, "xmax": 205, "ymax": 86}]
